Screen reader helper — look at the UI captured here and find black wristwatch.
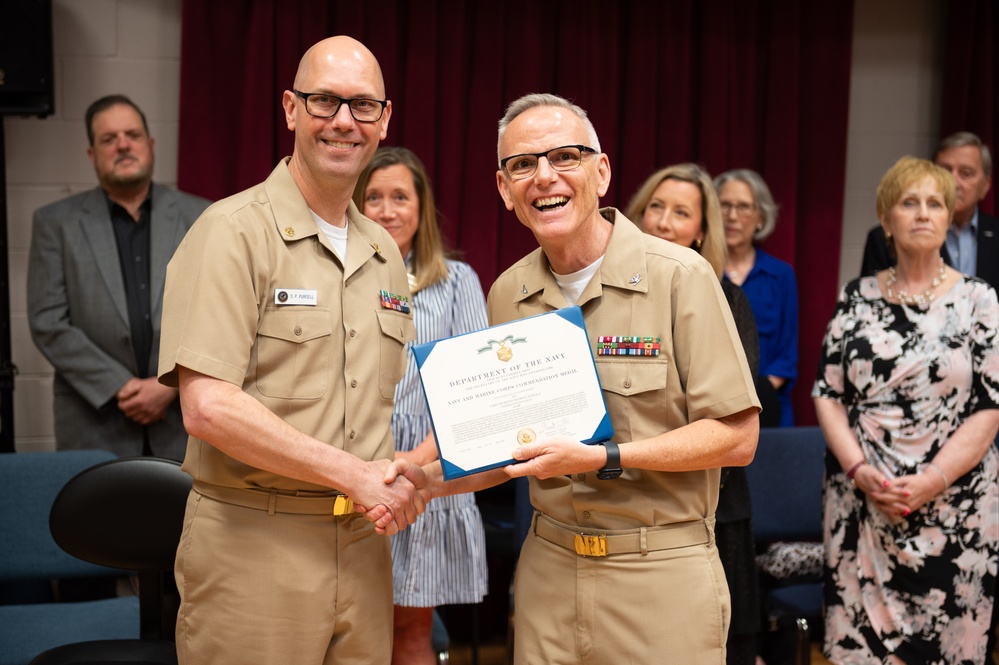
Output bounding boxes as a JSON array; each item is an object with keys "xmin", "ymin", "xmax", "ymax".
[{"xmin": 596, "ymin": 441, "xmax": 623, "ymax": 480}]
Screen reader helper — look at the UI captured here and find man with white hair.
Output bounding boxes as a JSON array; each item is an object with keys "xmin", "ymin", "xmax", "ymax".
[{"xmin": 398, "ymin": 93, "xmax": 760, "ymax": 663}]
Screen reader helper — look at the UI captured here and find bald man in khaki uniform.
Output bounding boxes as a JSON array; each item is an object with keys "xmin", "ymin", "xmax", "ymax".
[
  {"xmin": 159, "ymin": 37, "xmax": 421, "ymax": 664},
  {"xmin": 394, "ymin": 94, "xmax": 760, "ymax": 664}
]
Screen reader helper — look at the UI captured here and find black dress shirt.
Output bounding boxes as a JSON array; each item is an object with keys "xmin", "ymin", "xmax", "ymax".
[{"xmin": 107, "ymin": 193, "xmax": 153, "ymax": 377}]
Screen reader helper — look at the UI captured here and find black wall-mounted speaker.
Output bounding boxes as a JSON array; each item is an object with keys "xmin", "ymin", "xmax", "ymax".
[{"xmin": 0, "ymin": 0, "xmax": 55, "ymax": 117}]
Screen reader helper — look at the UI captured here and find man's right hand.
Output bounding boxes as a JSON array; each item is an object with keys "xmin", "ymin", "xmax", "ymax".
[
  {"xmin": 178, "ymin": 366, "xmax": 431, "ymax": 534},
  {"xmin": 353, "ymin": 459, "xmax": 429, "ymax": 535}
]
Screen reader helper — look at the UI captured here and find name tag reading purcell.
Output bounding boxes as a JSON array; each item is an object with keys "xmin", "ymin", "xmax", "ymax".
[
  {"xmin": 412, "ymin": 306, "xmax": 613, "ymax": 480},
  {"xmin": 274, "ymin": 289, "xmax": 318, "ymax": 305}
]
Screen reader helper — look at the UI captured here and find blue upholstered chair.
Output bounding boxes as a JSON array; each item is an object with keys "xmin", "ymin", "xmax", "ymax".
[
  {"xmin": 745, "ymin": 426, "xmax": 827, "ymax": 665},
  {"xmin": 0, "ymin": 450, "xmax": 136, "ymax": 665}
]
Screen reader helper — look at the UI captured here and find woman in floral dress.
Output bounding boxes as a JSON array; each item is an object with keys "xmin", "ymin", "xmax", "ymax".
[{"xmin": 813, "ymin": 156, "xmax": 999, "ymax": 664}]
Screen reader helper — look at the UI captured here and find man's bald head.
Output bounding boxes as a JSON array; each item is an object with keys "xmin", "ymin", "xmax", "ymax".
[
  {"xmin": 293, "ymin": 36, "xmax": 386, "ymax": 98},
  {"xmin": 282, "ymin": 35, "xmax": 392, "ymax": 218}
]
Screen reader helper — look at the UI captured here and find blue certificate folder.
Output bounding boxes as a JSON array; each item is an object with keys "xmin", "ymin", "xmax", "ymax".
[{"xmin": 411, "ymin": 306, "xmax": 614, "ymax": 480}]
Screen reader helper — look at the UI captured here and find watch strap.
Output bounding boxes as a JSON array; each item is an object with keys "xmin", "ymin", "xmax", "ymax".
[{"xmin": 597, "ymin": 440, "xmax": 622, "ymax": 479}]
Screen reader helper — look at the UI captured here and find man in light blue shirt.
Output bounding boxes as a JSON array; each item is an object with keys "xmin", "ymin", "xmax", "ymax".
[{"xmin": 938, "ymin": 132, "xmax": 992, "ymax": 277}]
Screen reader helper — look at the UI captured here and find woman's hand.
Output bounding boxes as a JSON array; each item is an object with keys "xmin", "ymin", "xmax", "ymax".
[
  {"xmin": 858, "ymin": 466, "xmax": 946, "ymax": 519},
  {"xmin": 852, "ymin": 463, "xmax": 907, "ymax": 517}
]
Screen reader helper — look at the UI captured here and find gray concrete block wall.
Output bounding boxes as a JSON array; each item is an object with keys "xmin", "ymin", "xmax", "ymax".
[{"xmin": 4, "ymin": 0, "xmax": 183, "ymax": 451}]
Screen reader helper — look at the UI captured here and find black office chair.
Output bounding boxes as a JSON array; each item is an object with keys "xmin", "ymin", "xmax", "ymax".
[
  {"xmin": 745, "ymin": 426, "xmax": 827, "ymax": 665},
  {"xmin": 28, "ymin": 456, "xmax": 191, "ymax": 665}
]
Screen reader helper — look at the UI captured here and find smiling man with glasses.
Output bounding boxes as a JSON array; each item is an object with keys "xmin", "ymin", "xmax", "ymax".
[
  {"xmin": 411, "ymin": 93, "xmax": 761, "ymax": 664},
  {"xmin": 159, "ymin": 36, "xmax": 422, "ymax": 665}
]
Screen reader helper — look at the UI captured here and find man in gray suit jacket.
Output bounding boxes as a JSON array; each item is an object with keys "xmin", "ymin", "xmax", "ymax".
[{"xmin": 27, "ymin": 95, "xmax": 209, "ymax": 460}]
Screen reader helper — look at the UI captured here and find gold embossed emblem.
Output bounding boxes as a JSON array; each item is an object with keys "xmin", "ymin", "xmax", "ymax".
[
  {"xmin": 284, "ymin": 226, "xmax": 295, "ymax": 237},
  {"xmin": 516, "ymin": 428, "xmax": 536, "ymax": 445},
  {"xmin": 477, "ymin": 334, "xmax": 527, "ymax": 360}
]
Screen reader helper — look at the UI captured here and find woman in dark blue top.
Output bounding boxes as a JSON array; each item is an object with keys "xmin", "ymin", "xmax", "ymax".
[{"xmin": 715, "ymin": 169, "xmax": 798, "ymax": 427}]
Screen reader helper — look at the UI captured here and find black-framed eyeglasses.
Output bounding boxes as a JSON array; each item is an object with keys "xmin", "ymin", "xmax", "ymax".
[
  {"xmin": 499, "ymin": 145, "xmax": 598, "ymax": 180},
  {"xmin": 293, "ymin": 90, "xmax": 388, "ymax": 122}
]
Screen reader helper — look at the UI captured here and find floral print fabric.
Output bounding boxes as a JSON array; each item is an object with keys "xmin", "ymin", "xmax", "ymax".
[{"xmin": 814, "ymin": 275, "xmax": 999, "ymax": 664}]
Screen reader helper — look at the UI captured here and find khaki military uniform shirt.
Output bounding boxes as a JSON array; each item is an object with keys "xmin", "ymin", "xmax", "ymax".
[
  {"xmin": 487, "ymin": 208, "xmax": 760, "ymax": 529},
  {"xmin": 159, "ymin": 159, "xmax": 414, "ymax": 491}
]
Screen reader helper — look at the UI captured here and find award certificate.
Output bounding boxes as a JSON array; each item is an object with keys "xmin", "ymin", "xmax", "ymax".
[{"xmin": 412, "ymin": 306, "xmax": 613, "ymax": 480}]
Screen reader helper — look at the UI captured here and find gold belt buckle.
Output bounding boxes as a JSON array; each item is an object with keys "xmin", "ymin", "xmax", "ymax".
[
  {"xmin": 333, "ymin": 495, "xmax": 354, "ymax": 516},
  {"xmin": 574, "ymin": 533, "xmax": 608, "ymax": 557}
]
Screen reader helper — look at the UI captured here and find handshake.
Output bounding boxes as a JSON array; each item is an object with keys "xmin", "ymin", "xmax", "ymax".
[{"xmin": 353, "ymin": 458, "xmax": 434, "ymax": 535}]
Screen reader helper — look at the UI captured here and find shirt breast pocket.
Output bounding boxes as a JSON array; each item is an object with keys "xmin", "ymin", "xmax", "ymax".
[
  {"xmin": 377, "ymin": 309, "xmax": 414, "ymax": 399},
  {"xmin": 256, "ymin": 308, "xmax": 332, "ymax": 399},
  {"xmin": 595, "ymin": 358, "xmax": 669, "ymax": 440}
]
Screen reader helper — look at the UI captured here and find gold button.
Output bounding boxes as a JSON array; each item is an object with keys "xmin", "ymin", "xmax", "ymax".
[
  {"xmin": 623, "ymin": 378, "xmax": 632, "ymax": 389},
  {"xmin": 349, "ymin": 430, "xmax": 356, "ymax": 439},
  {"xmin": 581, "ymin": 511, "xmax": 591, "ymax": 520},
  {"xmin": 576, "ymin": 473, "xmax": 586, "ymax": 481},
  {"xmin": 350, "ymin": 379, "xmax": 357, "ymax": 388},
  {"xmin": 294, "ymin": 326, "xmax": 302, "ymax": 336},
  {"xmin": 349, "ymin": 329, "xmax": 357, "ymax": 338}
]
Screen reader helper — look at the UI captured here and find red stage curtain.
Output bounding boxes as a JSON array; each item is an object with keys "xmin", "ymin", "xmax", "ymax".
[
  {"xmin": 940, "ymin": 0, "xmax": 996, "ymax": 215},
  {"xmin": 178, "ymin": 0, "xmax": 854, "ymax": 425}
]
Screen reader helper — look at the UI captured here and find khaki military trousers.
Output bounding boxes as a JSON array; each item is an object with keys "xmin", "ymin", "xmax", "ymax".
[{"xmin": 174, "ymin": 488, "xmax": 392, "ymax": 665}]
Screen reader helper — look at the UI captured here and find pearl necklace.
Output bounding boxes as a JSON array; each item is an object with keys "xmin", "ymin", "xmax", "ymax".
[{"xmin": 886, "ymin": 262, "xmax": 947, "ymax": 306}]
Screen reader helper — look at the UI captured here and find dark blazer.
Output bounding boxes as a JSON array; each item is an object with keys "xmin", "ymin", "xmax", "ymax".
[
  {"xmin": 27, "ymin": 184, "xmax": 210, "ymax": 459},
  {"xmin": 860, "ymin": 209, "xmax": 999, "ymax": 291}
]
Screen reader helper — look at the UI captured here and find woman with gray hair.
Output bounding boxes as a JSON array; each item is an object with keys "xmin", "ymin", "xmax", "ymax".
[{"xmin": 715, "ymin": 169, "xmax": 798, "ymax": 426}]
